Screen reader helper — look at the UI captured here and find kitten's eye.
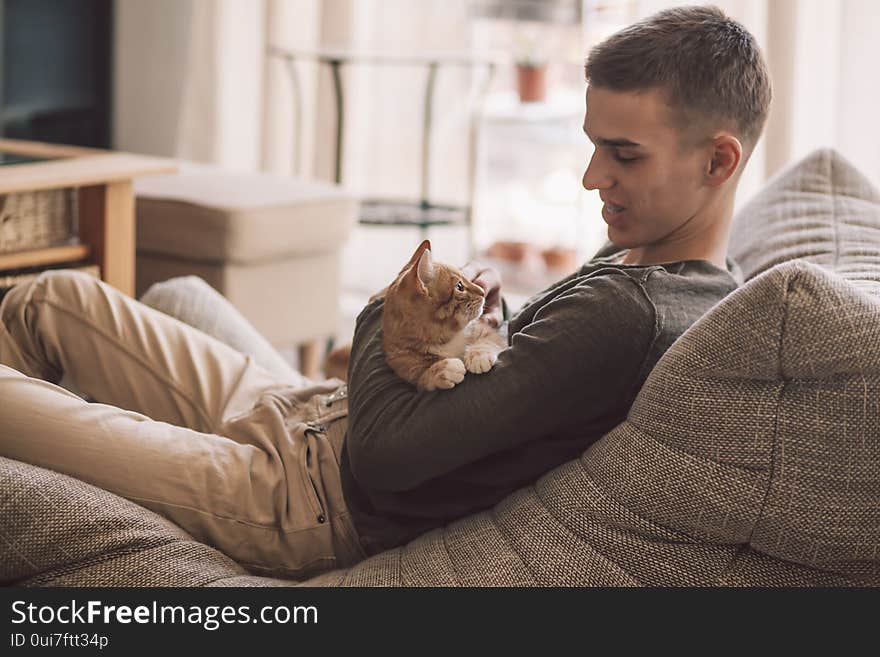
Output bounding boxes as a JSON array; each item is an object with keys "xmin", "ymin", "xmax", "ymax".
[{"xmin": 456, "ymin": 281, "xmax": 464, "ymax": 291}]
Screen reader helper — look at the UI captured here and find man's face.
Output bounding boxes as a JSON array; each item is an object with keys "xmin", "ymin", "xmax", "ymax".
[{"xmin": 582, "ymin": 85, "xmax": 711, "ymax": 251}]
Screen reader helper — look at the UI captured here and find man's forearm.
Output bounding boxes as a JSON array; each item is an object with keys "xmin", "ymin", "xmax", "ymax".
[{"xmin": 345, "ymin": 276, "xmax": 654, "ymax": 493}]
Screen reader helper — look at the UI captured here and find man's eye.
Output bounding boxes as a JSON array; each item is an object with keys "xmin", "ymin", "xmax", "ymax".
[
  {"xmin": 456, "ymin": 281, "xmax": 464, "ymax": 291},
  {"xmin": 613, "ymin": 152, "xmax": 639, "ymax": 164}
]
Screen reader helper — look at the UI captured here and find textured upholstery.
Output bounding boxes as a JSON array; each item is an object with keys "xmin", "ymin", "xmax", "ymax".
[
  {"xmin": 730, "ymin": 148, "xmax": 880, "ymax": 291},
  {"xmin": 0, "ymin": 456, "xmax": 249, "ymax": 587},
  {"xmin": 1, "ymin": 148, "xmax": 878, "ymax": 586},
  {"xmin": 0, "ymin": 454, "xmax": 296, "ymax": 587}
]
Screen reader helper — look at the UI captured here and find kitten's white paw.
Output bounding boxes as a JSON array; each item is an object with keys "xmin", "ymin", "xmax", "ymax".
[
  {"xmin": 431, "ymin": 358, "xmax": 466, "ymax": 389},
  {"xmin": 464, "ymin": 348, "xmax": 497, "ymax": 374},
  {"xmin": 417, "ymin": 358, "xmax": 467, "ymax": 390}
]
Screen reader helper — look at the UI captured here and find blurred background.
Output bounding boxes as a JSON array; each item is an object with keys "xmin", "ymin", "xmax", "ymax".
[{"xmin": 4, "ymin": 0, "xmax": 880, "ymax": 333}]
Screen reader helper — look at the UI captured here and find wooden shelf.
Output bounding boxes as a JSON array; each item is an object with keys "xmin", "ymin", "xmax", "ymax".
[
  {"xmin": 0, "ymin": 140, "xmax": 177, "ymax": 295},
  {"xmin": 0, "ymin": 138, "xmax": 105, "ymax": 159},
  {"xmin": 0, "ymin": 243, "xmax": 90, "ymax": 271}
]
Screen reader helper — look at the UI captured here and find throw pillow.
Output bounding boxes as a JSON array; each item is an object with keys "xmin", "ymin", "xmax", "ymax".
[{"xmin": 730, "ymin": 148, "xmax": 880, "ymax": 294}]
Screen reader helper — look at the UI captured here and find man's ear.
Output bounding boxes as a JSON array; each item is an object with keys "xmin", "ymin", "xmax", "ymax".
[{"xmin": 705, "ymin": 134, "xmax": 742, "ymax": 187}]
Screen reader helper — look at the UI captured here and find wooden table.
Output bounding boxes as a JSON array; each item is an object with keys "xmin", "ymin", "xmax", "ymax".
[{"xmin": 0, "ymin": 139, "xmax": 176, "ymax": 296}]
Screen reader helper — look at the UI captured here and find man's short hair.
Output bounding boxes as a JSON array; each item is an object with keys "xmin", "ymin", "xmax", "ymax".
[{"xmin": 584, "ymin": 5, "xmax": 772, "ymax": 151}]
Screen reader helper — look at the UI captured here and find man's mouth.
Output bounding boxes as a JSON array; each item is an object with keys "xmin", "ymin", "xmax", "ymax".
[{"xmin": 604, "ymin": 202, "xmax": 625, "ymax": 214}]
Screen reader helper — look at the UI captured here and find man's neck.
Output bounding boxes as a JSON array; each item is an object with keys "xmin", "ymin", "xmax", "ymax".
[
  {"xmin": 622, "ymin": 194, "xmax": 735, "ymax": 270},
  {"xmin": 622, "ymin": 240, "xmax": 729, "ymax": 269}
]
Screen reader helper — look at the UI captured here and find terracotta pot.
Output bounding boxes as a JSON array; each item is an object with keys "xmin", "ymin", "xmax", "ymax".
[
  {"xmin": 487, "ymin": 240, "xmax": 533, "ymax": 263},
  {"xmin": 516, "ymin": 64, "xmax": 547, "ymax": 103},
  {"xmin": 541, "ymin": 246, "xmax": 578, "ymax": 272}
]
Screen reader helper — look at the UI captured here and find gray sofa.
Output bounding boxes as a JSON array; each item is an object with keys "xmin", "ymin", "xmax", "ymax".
[{"xmin": 1, "ymin": 148, "xmax": 878, "ymax": 586}]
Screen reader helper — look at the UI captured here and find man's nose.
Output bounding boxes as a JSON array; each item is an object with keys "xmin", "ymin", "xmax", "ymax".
[{"xmin": 582, "ymin": 152, "xmax": 613, "ymax": 190}]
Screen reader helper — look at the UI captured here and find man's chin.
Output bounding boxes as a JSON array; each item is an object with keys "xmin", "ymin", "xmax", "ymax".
[{"xmin": 607, "ymin": 229, "xmax": 635, "ymax": 249}]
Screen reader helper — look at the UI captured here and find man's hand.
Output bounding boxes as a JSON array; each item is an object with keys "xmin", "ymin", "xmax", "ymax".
[{"xmin": 461, "ymin": 262, "xmax": 503, "ymax": 327}]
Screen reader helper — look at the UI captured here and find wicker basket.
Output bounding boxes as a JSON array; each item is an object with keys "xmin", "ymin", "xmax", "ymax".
[{"xmin": 0, "ymin": 188, "xmax": 77, "ymax": 253}]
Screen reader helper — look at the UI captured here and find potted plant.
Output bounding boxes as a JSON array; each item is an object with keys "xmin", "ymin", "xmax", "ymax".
[{"xmin": 514, "ymin": 34, "xmax": 548, "ymax": 103}]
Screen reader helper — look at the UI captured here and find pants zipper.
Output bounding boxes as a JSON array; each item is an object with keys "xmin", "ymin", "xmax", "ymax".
[{"xmin": 303, "ymin": 425, "xmax": 327, "ymax": 524}]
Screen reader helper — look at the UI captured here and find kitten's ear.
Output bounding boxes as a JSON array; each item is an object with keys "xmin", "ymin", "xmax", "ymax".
[
  {"xmin": 399, "ymin": 240, "xmax": 433, "ymax": 295},
  {"xmin": 416, "ymin": 248, "xmax": 434, "ymax": 286},
  {"xmin": 400, "ymin": 246, "xmax": 433, "ymax": 296},
  {"xmin": 400, "ymin": 240, "xmax": 432, "ymax": 274}
]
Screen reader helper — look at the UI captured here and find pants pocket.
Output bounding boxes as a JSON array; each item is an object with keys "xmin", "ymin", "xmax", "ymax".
[{"xmin": 300, "ymin": 427, "xmax": 328, "ymax": 525}]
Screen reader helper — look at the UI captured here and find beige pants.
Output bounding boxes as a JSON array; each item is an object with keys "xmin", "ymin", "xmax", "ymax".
[{"xmin": 0, "ymin": 270, "xmax": 364, "ymax": 578}]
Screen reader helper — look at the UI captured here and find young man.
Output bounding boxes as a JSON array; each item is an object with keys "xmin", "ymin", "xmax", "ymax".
[
  {"xmin": 342, "ymin": 4, "xmax": 771, "ymax": 554},
  {"xmin": 0, "ymin": 6, "xmax": 770, "ymax": 577}
]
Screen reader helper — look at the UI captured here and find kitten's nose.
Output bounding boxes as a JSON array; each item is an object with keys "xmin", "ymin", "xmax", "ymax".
[{"xmin": 473, "ymin": 279, "xmax": 488, "ymax": 295}]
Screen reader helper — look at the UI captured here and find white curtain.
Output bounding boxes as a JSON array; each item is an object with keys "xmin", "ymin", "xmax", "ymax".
[
  {"xmin": 115, "ymin": 0, "xmax": 276, "ymax": 171},
  {"xmin": 767, "ymin": 0, "xmax": 880, "ymax": 184},
  {"xmin": 175, "ymin": 0, "xmax": 266, "ymax": 169},
  {"xmin": 113, "ymin": 0, "xmax": 197, "ymax": 157}
]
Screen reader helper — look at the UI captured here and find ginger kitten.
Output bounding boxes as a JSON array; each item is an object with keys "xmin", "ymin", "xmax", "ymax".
[{"xmin": 382, "ymin": 240, "xmax": 508, "ymax": 391}]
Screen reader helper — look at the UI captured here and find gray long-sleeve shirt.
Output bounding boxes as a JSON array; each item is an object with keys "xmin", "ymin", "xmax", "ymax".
[{"xmin": 340, "ymin": 245, "xmax": 742, "ymax": 554}]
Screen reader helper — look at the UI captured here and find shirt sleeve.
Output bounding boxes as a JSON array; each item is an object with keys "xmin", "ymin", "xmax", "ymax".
[{"xmin": 345, "ymin": 272, "xmax": 657, "ymax": 492}]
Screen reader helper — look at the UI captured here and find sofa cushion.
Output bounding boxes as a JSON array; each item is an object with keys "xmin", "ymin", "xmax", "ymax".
[
  {"xmin": 730, "ymin": 148, "xmax": 880, "ymax": 294},
  {"xmin": 135, "ymin": 165, "xmax": 357, "ymax": 263},
  {"xmin": 300, "ymin": 260, "xmax": 879, "ymax": 586},
  {"xmin": 0, "ymin": 456, "xmax": 253, "ymax": 586}
]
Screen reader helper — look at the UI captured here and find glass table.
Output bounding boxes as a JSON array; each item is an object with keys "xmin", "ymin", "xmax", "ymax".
[{"xmin": 269, "ymin": 46, "xmax": 496, "ymax": 250}]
